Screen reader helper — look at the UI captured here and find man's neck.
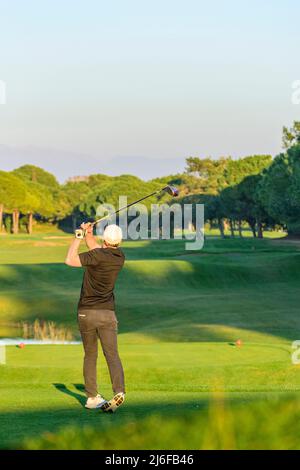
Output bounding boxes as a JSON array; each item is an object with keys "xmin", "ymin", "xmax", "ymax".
[{"xmin": 103, "ymin": 242, "xmax": 118, "ymax": 250}]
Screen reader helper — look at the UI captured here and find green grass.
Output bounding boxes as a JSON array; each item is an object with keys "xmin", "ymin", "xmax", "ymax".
[
  {"xmin": 2, "ymin": 342, "xmax": 300, "ymax": 449},
  {"xmin": 0, "ymin": 230, "xmax": 300, "ymax": 449},
  {"xmin": 23, "ymin": 396, "xmax": 300, "ymax": 450}
]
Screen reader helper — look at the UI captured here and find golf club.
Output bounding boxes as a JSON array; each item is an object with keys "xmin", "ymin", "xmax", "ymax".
[{"xmin": 75, "ymin": 185, "xmax": 179, "ymax": 239}]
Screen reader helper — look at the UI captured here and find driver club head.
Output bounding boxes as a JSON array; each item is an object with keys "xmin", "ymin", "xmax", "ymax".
[{"xmin": 163, "ymin": 185, "xmax": 179, "ymax": 197}]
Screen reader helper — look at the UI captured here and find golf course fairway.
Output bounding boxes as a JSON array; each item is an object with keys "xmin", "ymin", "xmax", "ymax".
[{"xmin": 1, "ymin": 232, "xmax": 300, "ymax": 449}]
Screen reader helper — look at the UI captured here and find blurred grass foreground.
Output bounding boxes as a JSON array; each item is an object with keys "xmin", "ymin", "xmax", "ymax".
[{"xmin": 24, "ymin": 395, "xmax": 300, "ymax": 450}]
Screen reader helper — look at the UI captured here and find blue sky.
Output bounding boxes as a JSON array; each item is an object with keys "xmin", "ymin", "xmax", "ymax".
[{"xmin": 0, "ymin": 0, "xmax": 299, "ymax": 181}]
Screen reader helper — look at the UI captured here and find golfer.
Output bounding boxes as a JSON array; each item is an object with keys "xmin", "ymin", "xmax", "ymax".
[{"xmin": 65, "ymin": 223, "xmax": 125, "ymax": 413}]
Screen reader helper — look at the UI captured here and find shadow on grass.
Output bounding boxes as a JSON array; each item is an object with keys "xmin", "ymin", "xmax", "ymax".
[
  {"xmin": 0, "ymin": 392, "xmax": 242, "ymax": 450},
  {"xmin": 1, "ymin": 389, "xmax": 297, "ymax": 450},
  {"xmin": 53, "ymin": 383, "xmax": 86, "ymax": 408}
]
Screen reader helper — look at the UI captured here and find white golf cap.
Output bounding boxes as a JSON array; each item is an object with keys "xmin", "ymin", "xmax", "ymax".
[{"xmin": 103, "ymin": 224, "xmax": 123, "ymax": 246}]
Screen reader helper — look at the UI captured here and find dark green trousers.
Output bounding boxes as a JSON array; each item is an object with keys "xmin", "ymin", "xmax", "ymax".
[{"xmin": 78, "ymin": 309, "xmax": 125, "ymax": 397}]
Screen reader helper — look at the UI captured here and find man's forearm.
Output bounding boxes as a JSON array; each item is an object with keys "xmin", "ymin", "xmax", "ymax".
[
  {"xmin": 65, "ymin": 238, "xmax": 82, "ymax": 267},
  {"xmin": 85, "ymin": 232, "xmax": 101, "ymax": 250}
]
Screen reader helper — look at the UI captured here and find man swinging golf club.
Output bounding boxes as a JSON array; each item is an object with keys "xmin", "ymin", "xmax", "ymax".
[
  {"xmin": 65, "ymin": 223, "xmax": 126, "ymax": 413},
  {"xmin": 64, "ymin": 185, "xmax": 178, "ymax": 414}
]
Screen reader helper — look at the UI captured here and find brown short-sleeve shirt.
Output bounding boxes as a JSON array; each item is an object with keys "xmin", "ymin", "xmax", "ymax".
[{"xmin": 78, "ymin": 247, "xmax": 125, "ymax": 311}]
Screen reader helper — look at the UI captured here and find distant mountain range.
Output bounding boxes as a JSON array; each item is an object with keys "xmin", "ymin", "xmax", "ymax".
[{"xmin": 0, "ymin": 145, "xmax": 186, "ymax": 182}]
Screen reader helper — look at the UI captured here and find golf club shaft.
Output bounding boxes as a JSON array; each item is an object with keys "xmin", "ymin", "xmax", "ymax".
[
  {"xmin": 90, "ymin": 189, "xmax": 160, "ymax": 227},
  {"xmin": 75, "ymin": 185, "xmax": 178, "ymax": 238}
]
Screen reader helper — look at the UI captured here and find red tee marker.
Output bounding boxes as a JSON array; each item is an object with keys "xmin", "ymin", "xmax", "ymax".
[{"xmin": 235, "ymin": 339, "xmax": 242, "ymax": 347}]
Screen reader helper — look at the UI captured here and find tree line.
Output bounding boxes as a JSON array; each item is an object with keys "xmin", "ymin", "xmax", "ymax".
[
  {"xmin": 180, "ymin": 122, "xmax": 300, "ymax": 237},
  {"xmin": 0, "ymin": 168, "xmax": 173, "ymax": 234},
  {"xmin": 0, "ymin": 121, "xmax": 300, "ymax": 238}
]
